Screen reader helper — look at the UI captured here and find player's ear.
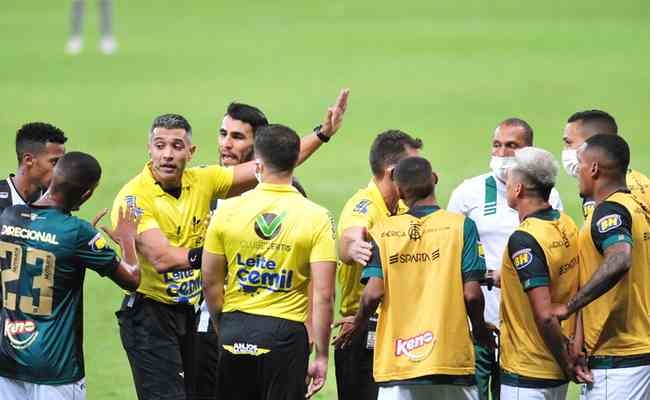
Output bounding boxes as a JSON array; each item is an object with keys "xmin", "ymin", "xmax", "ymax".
[
  {"xmin": 188, "ymin": 144, "xmax": 197, "ymax": 159},
  {"xmin": 431, "ymin": 172, "xmax": 439, "ymax": 185},
  {"xmin": 22, "ymin": 153, "xmax": 34, "ymax": 168},
  {"xmin": 590, "ymin": 161, "xmax": 600, "ymax": 179}
]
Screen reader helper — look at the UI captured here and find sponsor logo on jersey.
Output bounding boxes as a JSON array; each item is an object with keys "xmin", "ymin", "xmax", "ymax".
[
  {"xmin": 163, "ymin": 270, "xmax": 202, "ymax": 302},
  {"xmin": 512, "ymin": 248, "xmax": 533, "ymax": 270},
  {"xmin": 389, "ymin": 250, "xmax": 440, "ymax": 264},
  {"xmin": 223, "ymin": 342, "xmax": 271, "ymax": 356},
  {"xmin": 352, "ymin": 199, "xmax": 371, "ymax": 215},
  {"xmin": 0, "ymin": 192, "xmax": 8, "ymax": 199},
  {"xmin": 254, "ymin": 211, "xmax": 287, "ymax": 240},
  {"xmin": 395, "ymin": 331, "xmax": 436, "ymax": 361},
  {"xmin": 559, "ymin": 256, "xmax": 579, "ymax": 275},
  {"xmin": 408, "ymin": 222, "xmax": 422, "ymax": 241},
  {"xmin": 235, "ymin": 253, "xmax": 294, "ymax": 293},
  {"xmin": 381, "ymin": 230, "xmax": 406, "ymax": 238},
  {"xmin": 1, "ymin": 225, "xmax": 59, "ymax": 245},
  {"xmin": 88, "ymin": 232, "xmax": 107, "ymax": 252},
  {"xmin": 596, "ymin": 214, "xmax": 623, "ymax": 233},
  {"xmin": 20, "ymin": 213, "xmax": 45, "ymax": 221},
  {"xmin": 4, "ymin": 319, "xmax": 39, "ymax": 350}
]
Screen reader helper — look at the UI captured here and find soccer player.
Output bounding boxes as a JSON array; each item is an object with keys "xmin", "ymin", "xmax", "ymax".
[
  {"xmin": 334, "ymin": 156, "xmax": 493, "ymax": 400},
  {"xmin": 555, "ymin": 134, "xmax": 650, "ymax": 399},
  {"xmin": 112, "ymin": 89, "xmax": 348, "ymax": 400},
  {"xmin": 202, "ymin": 124, "xmax": 336, "ymax": 399},
  {"xmin": 0, "ymin": 151, "xmax": 140, "ymax": 400},
  {"xmin": 0, "ymin": 123, "xmax": 67, "ymax": 213},
  {"xmin": 447, "ymin": 118, "xmax": 563, "ymax": 400},
  {"xmin": 65, "ymin": 0, "xmax": 117, "ymax": 55},
  {"xmin": 561, "ymin": 109, "xmax": 650, "ymax": 218},
  {"xmin": 499, "ymin": 147, "xmax": 587, "ymax": 399},
  {"xmin": 334, "ymin": 129, "xmax": 423, "ymax": 400}
]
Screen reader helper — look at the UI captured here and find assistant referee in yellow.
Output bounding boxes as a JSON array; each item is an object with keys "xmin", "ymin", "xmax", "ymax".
[
  {"xmin": 202, "ymin": 124, "xmax": 337, "ymax": 399},
  {"xmin": 111, "ymin": 90, "xmax": 348, "ymax": 400}
]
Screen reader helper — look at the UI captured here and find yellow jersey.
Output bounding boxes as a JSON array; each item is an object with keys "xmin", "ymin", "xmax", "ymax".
[
  {"xmin": 111, "ymin": 162, "xmax": 233, "ymax": 305},
  {"xmin": 337, "ymin": 179, "xmax": 407, "ymax": 317},
  {"xmin": 580, "ymin": 191, "xmax": 650, "ymax": 360},
  {"xmin": 363, "ymin": 205, "xmax": 485, "ymax": 383},
  {"xmin": 582, "ymin": 169, "xmax": 650, "ymax": 218},
  {"xmin": 500, "ymin": 208, "xmax": 579, "ymax": 381},
  {"xmin": 204, "ymin": 183, "xmax": 336, "ymax": 323}
]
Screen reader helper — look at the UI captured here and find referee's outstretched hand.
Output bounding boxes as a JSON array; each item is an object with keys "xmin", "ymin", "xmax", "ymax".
[
  {"xmin": 306, "ymin": 355, "xmax": 327, "ymax": 399},
  {"xmin": 320, "ymin": 88, "xmax": 350, "ymax": 138}
]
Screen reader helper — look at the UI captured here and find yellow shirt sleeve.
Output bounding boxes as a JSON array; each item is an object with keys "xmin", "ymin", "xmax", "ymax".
[
  {"xmin": 195, "ymin": 165, "xmax": 235, "ymax": 200},
  {"xmin": 338, "ymin": 199, "xmax": 374, "ymax": 233},
  {"xmin": 310, "ymin": 211, "xmax": 337, "ymax": 263},
  {"xmin": 111, "ymin": 188, "xmax": 159, "ymax": 235},
  {"xmin": 204, "ymin": 207, "xmax": 226, "ymax": 255}
]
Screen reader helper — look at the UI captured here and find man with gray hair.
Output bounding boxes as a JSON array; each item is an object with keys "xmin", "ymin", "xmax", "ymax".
[
  {"xmin": 499, "ymin": 147, "xmax": 589, "ymax": 399},
  {"xmin": 448, "ymin": 118, "xmax": 563, "ymax": 399},
  {"xmin": 111, "ymin": 89, "xmax": 348, "ymax": 400}
]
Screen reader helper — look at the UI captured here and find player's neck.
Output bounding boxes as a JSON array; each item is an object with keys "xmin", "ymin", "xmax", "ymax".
[
  {"xmin": 375, "ymin": 177, "xmax": 399, "ymax": 214},
  {"xmin": 516, "ymin": 199, "xmax": 551, "ymax": 222},
  {"xmin": 407, "ymin": 196, "xmax": 438, "ymax": 209},
  {"xmin": 593, "ymin": 179, "xmax": 629, "ymax": 204},
  {"xmin": 261, "ymin": 174, "xmax": 292, "ymax": 185},
  {"xmin": 13, "ymin": 168, "xmax": 42, "ymax": 203}
]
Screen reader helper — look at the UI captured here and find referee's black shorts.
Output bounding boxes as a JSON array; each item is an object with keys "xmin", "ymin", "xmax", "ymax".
[
  {"xmin": 217, "ymin": 311, "xmax": 309, "ymax": 400},
  {"xmin": 334, "ymin": 317, "xmax": 378, "ymax": 400},
  {"xmin": 116, "ymin": 293, "xmax": 200, "ymax": 400}
]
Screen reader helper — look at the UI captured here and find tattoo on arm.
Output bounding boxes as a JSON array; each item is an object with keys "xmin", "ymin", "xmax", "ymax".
[{"xmin": 567, "ymin": 250, "xmax": 631, "ymax": 315}]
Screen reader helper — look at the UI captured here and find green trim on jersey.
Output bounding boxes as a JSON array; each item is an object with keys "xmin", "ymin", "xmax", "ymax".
[
  {"xmin": 484, "ymin": 176, "xmax": 497, "ymax": 216},
  {"xmin": 500, "ymin": 370, "xmax": 567, "ymax": 388}
]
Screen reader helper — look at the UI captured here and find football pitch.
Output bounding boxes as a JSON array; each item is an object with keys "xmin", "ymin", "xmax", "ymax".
[{"xmin": 2, "ymin": 1, "xmax": 650, "ymax": 398}]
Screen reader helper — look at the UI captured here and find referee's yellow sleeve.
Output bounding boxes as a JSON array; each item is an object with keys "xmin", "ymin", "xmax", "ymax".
[
  {"xmin": 111, "ymin": 188, "xmax": 159, "ymax": 234},
  {"xmin": 204, "ymin": 209, "xmax": 225, "ymax": 255},
  {"xmin": 203, "ymin": 165, "xmax": 234, "ymax": 200},
  {"xmin": 310, "ymin": 212, "xmax": 337, "ymax": 263}
]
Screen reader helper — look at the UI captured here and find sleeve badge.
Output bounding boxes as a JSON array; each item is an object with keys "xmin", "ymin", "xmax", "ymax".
[
  {"xmin": 88, "ymin": 232, "xmax": 108, "ymax": 252},
  {"xmin": 512, "ymin": 248, "xmax": 533, "ymax": 270},
  {"xmin": 353, "ymin": 199, "xmax": 371, "ymax": 215},
  {"xmin": 596, "ymin": 214, "xmax": 622, "ymax": 234}
]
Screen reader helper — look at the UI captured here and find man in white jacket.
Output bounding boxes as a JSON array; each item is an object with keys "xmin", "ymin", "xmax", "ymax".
[{"xmin": 447, "ymin": 118, "xmax": 563, "ymax": 400}]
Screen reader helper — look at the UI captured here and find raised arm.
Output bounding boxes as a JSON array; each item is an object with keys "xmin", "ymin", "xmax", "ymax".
[
  {"xmin": 226, "ymin": 89, "xmax": 349, "ymax": 198},
  {"xmin": 100, "ymin": 206, "xmax": 141, "ymax": 290}
]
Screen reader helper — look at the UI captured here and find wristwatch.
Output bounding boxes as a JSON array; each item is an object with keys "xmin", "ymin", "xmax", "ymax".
[{"xmin": 314, "ymin": 125, "xmax": 330, "ymax": 143}]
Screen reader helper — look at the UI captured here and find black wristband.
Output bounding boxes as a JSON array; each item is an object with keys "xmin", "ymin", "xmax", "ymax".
[
  {"xmin": 188, "ymin": 247, "xmax": 203, "ymax": 269},
  {"xmin": 314, "ymin": 125, "xmax": 330, "ymax": 143}
]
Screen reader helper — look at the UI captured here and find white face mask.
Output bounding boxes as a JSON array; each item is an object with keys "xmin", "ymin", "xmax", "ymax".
[
  {"xmin": 561, "ymin": 149, "xmax": 579, "ymax": 177},
  {"xmin": 489, "ymin": 156, "xmax": 516, "ymax": 183},
  {"xmin": 255, "ymin": 159, "xmax": 263, "ymax": 183}
]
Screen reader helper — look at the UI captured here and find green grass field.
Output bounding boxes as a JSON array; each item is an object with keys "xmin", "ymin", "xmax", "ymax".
[{"xmin": 2, "ymin": 1, "xmax": 650, "ymax": 398}]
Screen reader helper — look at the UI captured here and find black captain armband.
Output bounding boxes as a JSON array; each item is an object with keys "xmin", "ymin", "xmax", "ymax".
[{"xmin": 188, "ymin": 247, "xmax": 203, "ymax": 269}]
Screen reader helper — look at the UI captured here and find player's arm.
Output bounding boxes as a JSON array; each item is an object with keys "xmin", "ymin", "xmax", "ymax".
[
  {"xmin": 339, "ymin": 226, "xmax": 373, "ymax": 265},
  {"xmin": 462, "ymin": 218, "xmax": 494, "ymax": 349},
  {"xmin": 562, "ymin": 202, "xmax": 633, "ymax": 318},
  {"xmin": 136, "ymin": 229, "xmax": 200, "ymax": 272},
  {"xmin": 201, "ymin": 252, "xmax": 227, "ymax": 334},
  {"xmin": 226, "ymin": 89, "xmax": 349, "ymax": 198}
]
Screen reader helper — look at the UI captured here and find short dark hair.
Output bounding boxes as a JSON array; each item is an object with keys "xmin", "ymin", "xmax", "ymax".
[
  {"xmin": 51, "ymin": 151, "xmax": 102, "ymax": 201},
  {"xmin": 255, "ymin": 124, "xmax": 300, "ymax": 174},
  {"xmin": 567, "ymin": 110, "xmax": 618, "ymax": 136},
  {"xmin": 150, "ymin": 114, "xmax": 192, "ymax": 141},
  {"xmin": 394, "ymin": 157, "xmax": 434, "ymax": 200},
  {"xmin": 500, "ymin": 118, "xmax": 534, "ymax": 146},
  {"xmin": 226, "ymin": 102, "xmax": 269, "ymax": 135},
  {"xmin": 369, "ymin": 130, "xmax": 423, "ymax": 177},
  {"xmin": 584, "ymin": 134, "xmax": 629, "ymax": 177},
  {"xmin": 15, "ymin": 122, "xmax": 68, "ymax": 163}
]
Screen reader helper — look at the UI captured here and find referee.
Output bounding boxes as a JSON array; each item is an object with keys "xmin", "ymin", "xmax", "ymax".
[
  {"xmin": 202, "ymin": 124, "xmax": 336, "ymax": 399},
  {"xmin": 112, "ymin": 89, "xmax": 348, "ymax": 400}
]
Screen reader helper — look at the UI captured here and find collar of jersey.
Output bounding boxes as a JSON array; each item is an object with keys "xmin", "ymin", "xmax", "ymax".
[
  {"xmin": 366, "ymin": 179, "xmax": 406, "ymax": 216},
  {"xmin": 142, "ymin": 161, "xmax": 192, "ymax": 195},
  {"xmin": 523, "ymin": 206, "xmax": 560, "ymax": 222},
  {"xmin": 256, "ymin": 182, "xmax": 299, "ymax": 193},
  {"xmin": 407, "ymin": 205, "xmax": 440, "ymax": 218}
]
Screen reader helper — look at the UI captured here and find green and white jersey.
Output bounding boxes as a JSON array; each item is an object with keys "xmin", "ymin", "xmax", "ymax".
[
  {"xmin": 447, "ymin": 172, "xmax": 563, "ymax": 327},
  {"xmin": 0, "ymin": 205, "xmax": 119, "ymax": 384}
]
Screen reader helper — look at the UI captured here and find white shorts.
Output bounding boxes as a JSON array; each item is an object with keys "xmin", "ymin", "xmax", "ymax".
[
  {"xmin": 580, "ymin": 365, "xmax": 650, "ymax": 400},
  {"xmin": 378, "ymin": 384, "xmax": 478, "ymax": 400},
  {"xmin": 0, "ymin": 376, "xmax": 86, "ymax": 400},
  {"xmin": 501, "ymin": 383, "xmax": 568, "ymax": 400}
]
